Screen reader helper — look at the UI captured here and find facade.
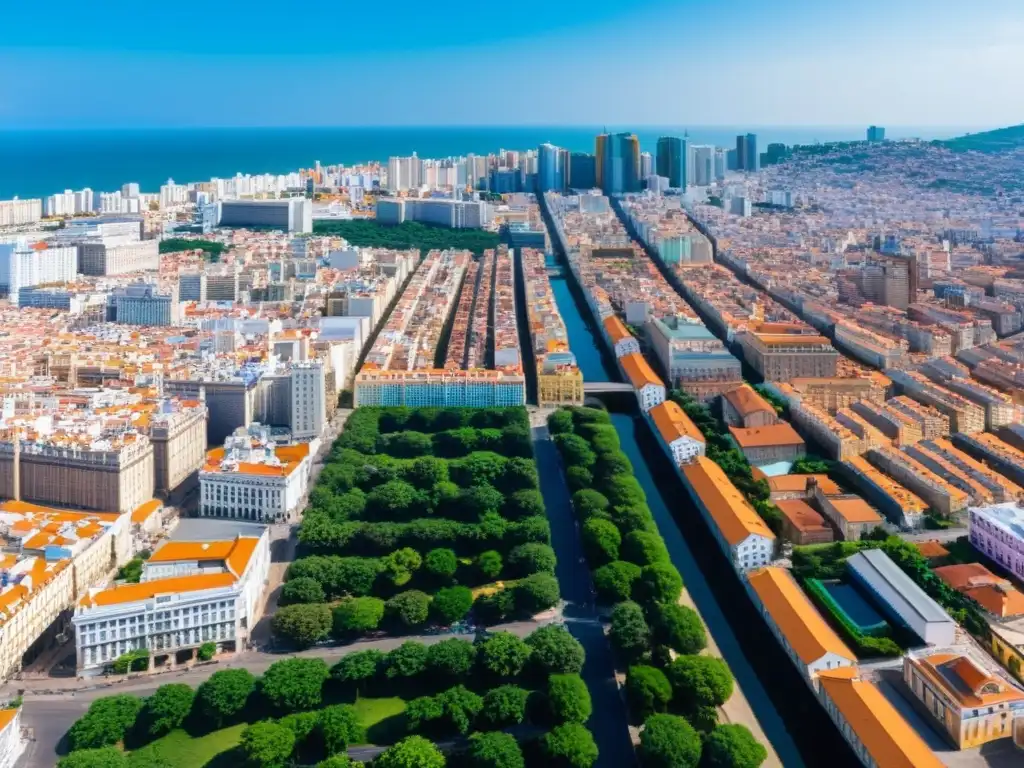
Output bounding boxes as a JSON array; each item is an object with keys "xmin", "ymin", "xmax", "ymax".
[
  {"xmin": 199, "ymin": 430, "xmax": 311, "ymax": 523},
  {"xmin": 354, "ymin": 369, "xmax": 526, "ymax": 408},
  {"xmin": 737, "ymin": 332, "xmax": 839, "ymax": 381},
  {"xmin": 649, "ymin": 400, "xmax": 705, "ymax": 466},
  {"xmin": 842, "ymin": 455, "xmax": 927, "ymax": 529},
  {"xmin": 745, "ymin": 566, "xmax": 855, "ymax": 688},
  {"xmin": 866, "ymin": 446, "xmax": 968, "ymax": 518},
  {"xmin": 78, "ymin": 238, "xmax": 159, "ymax": 276},
  {"xmin": 816, "ymin": 667, "xmax": 944, "ymax": 768},
  {"xmin": 814, "ymin": 491, "xmax": 883, "ymax": 541},
  {"xmin": 568, "ymin": 153, "xmax": 596, "ymax": 190},
  {"xmin": 846, "ymin": 549, "xmax": 957, "ymax": 645},
  {"xmin": 289, "ymin": 362, "xmax": 327, "ymax": 441},
  {"xmin": 721, "ymin": 384, "xmax": 779, "ymax": 428},
  {"xmin": 0, "ymin": 435, "xmax": 155, "ymax": 514},
  {"xmin": 603, "ymin": 315, "xmax": 641, "ymax": 358},
  {"xmin": 148, "ymin": 405, "xmax": 208, "ymax": 497},
  {"xmin": 74, "ymin": 532, "xmax": 271, "ymax": 673},
  {"xmin": 682, "ymin": 456, "xmax": 776, "ymax": 572},
  {"xmin": 620, "ymin": 352, "xmax": 666, "ymax": 412},
  {"xmin": 537, "ymin": 143, "xmax": 566, "ymax": 193},
  {"xmin": 648, "ymin": 318, "xmax": 741, "ymax": 400},
  {"xmin": 216, "ymin": 199, "xmax": 313, "ymax": 233},
  {"xmin": 111, "ymin": 283, "xmax": 180, "ymax": 326},
  {"xmin": 904, "ymin": 651, "xmax": 1024, "ymax": 749},
  {"xmin": 596, "ymin": 132, "xmax": 641, "ymax": 194},
  {"xmin": 0, "ymin": 199, "xmax": 42, "ymax": 227},
  {"xmin": 969, "ymin": 503, "xmax": 1024, "ymax": 581},
  {"xmin": 728, "ymin": 423, "xmax": 806, "ymax": 466},
  {"xmin": 375, "ymin": 198, "xmax": 493, "ymax": 229},
  {"xmin": 0, "ymin": 241, "xmax": 77, "ymax": 303},
  {"xmin": 0, "ymin": 708, "xmax": 25, "ymax": 768},
  {"xmin": 655, "ymin": 136, "xmax": 688, "ymax": 189}
]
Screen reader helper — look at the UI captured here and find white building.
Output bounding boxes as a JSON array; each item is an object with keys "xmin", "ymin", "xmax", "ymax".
[
  {"xmin": 111, "ymin": 283, "xmax": 180, "ymax": 326},
  {"xmin": 199, "ymin": 430, "xmax": 312, "ymax": 522},
  {"xmin": 73, "ymin": 531, "xmax": 271, "ymax": 673},
  {"xmin": 0, "ymin": 708, "xmax": 26, "ymax": 768},
  {"xmin": 216, "ymin": 199, "xmax": 313, "ymax": 234},
  {"xmin": 0, "ymin": 199, "xmax": 42, "ymax": 228},
  {"xmin": 649, "ymin": 401, "xmax": 705, "ymax": 465},
  {"xmin": 290, "ymin": 361, "xmax": 327, "ymax": 441},
  {"xmin": 0, "ymin": 240, "xmax": 78, "ymax": 303}
]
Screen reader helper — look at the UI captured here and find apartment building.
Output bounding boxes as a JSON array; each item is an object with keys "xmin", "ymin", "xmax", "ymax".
[
  {"xmin": 970, "ymin": 503, "xmax": 1024, "ymax": 582},
  {"xmin": 78, "ymin": 238, "xmax": 159, "ymax": 276},
  {"xmin": 648, "ymin": 317, "xmax": 741, "ymax": 401},
  {"xmin": 866, "ymin": 446, "xmax": 968, "ymax": 518},
  {"xmin": 216, "ymin": 199, "xmax": 313, "ymax": 233},
  {"xmin": 649, "ymin": 400, "xmax": 705, "ymax": 466},
  {"xmin": 603, "ymin": 315, "xmax": 641, "ymax": 358},
  {"xmin": 0, "ymin": 241, "xmax": 78, "ymax": 303},
  {"xmin": 904, "ymin": 439, "xmax": 1022, "ymax": 506},
  {"xmin": 721, "ymin": 384, "xmax": 779, "ymax": 428},
  {"xmin": 737, "ymin": 331, "xmax": 839, "ymax": 381},
  {"xmin": 775, "ymin": 499, "xmax": 833, "ymax": 545},
  {"xmin": 782, "ymin": 374, "xmax": 890, "ymax": 414},
  {"xmin": 74, "ymin": 531, "xmax": 270, "ymax": 673},
  {"xmin": 887, "ymin": 370, "xmax": 986, "ymax": 434},
  {"xmin": 953, "ymin": 432, "xmax": 1024, "ymax": 488},
  {"xmin": 620, "ymin": 352, "xmax": 665, "ymax": 412},
  {"xmin": 728, "ymin": 423, "xmax": 806, "ymax": 466},
  {"xmin": 355, "ymin": 369, "xmax": 526, "ymax": 408},
  {"xmin": 841, "ymin": 455, "xmax": 927, "ymax": 529},
  {"xmin": 147, "ymin": 403, "xmax": 209, "ymax": 497},
  {"xmin": 199, "ymin": 428, "xmax": 311, "ymax": 523},
  {"xmin": 0, "ymin": 708, "xmax": 25, "ymax": 768}
]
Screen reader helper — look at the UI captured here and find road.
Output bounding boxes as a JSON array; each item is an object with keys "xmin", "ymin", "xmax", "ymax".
[
  {"xmin": 531, "ymin": 419, "xmax": 637, "ymax": 768},
  {"xmin": 14, "ymin": 619, "xmax": 544, "ymax": 768},
  {"xmin": 899, "ymin": 527, "xmax": 968, "ymax": 544}
]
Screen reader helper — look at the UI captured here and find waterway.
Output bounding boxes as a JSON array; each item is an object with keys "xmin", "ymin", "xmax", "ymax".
[{"xmin": 543, "ymin": 243, "xmax": 859, "ymax": 767}]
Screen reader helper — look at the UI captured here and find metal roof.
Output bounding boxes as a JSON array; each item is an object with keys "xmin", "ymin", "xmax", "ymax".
[{"xmin": 847, "ymin": 548, "xmax": 953, "ymax": 626}]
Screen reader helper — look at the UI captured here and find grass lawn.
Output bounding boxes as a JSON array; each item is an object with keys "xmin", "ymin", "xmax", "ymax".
[
  {"xmin": 130, "ymin": 724, "xmax": 245, "ymax": 767},
  {"xmin": 127, "ymin": 698, "xmax": 408, "ymax": 767}
]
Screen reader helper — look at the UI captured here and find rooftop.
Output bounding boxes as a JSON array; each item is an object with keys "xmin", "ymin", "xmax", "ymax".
[
  {"xmin": 728, "ymin": 423, "xmax": 805, "ymax": 449},
  {"xmin": 847, "ymin": 548, "xmax": 953, "ymax": 626},
  {"xmin": 682, "ymin": 456, "xmax": 776, "ymax": 546}
]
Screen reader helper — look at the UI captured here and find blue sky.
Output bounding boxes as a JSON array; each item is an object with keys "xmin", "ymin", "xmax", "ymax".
[{"xmin": 2, "ymin": 0, "xmax": 1022, "ymax": 129}]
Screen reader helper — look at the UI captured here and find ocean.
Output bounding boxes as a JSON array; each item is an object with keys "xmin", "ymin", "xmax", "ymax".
[{"xmin": 0, "ymin": 125, "xmax": 969, "ymax": 201}]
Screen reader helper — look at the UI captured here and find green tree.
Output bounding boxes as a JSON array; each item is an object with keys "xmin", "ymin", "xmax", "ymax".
[
  {"xmin": 525, "ymin": 625, "xmax": 585, "ymax": 675},
  {"xmin": 451, "ymin": 452, "xmax": 508, "ymax": 487},
  {"xmin": 667, "ymin": 656, "xmax": 734, "ymax": 711},
  {"xmin": 57, "ymin": 748, "xmax": 129, "ymax": 768},
  {"xmin": 572, "ymin": 490, "xmax": 610, "ymax": 520},
  {"xmin": 514, "ymin": 572, "xmax": 561, "ymax": 614},
  {"xmin": 543, "ymin": 723, "xmax": 599, "ymax": 768},
  {"xmin": 405, "ymin": 456, "xmax": 449, "ymax": 489},
  {"xmin": 638, "ymin": 714, "xmax": 702, "ymax": 768},
  {"xmin": 194, "ymin": 669, "xmax": 256, "ymax": 728},
  {"xmin": 279, "ymin": 711, "xmax": 321, "ymax": 748},
  {"xmin": 316, "ymin": 757, "xmax": 354, "ymax": 768},
  {"xmin": 476, "ymin": 550, "xmax": 503, "ymax": 581},
  {"xmin": 272, "ymin": 603, "xmax": 332, "ymax": 648},
  {"xmin": 382, "ymin": 547, "xmax": 423, "ymax": 587},
  {"xmin": 609, "ymin": 601, "xmax": 650, "ymax": 662},
  {"xmin": 593, "ymin": 561, "xmax": 642, "ymax": 603},
  {"xmin": 547, "ymin": 674, "xmax": 592, "ymax": 724},
  {"xmin": 239, "ymin": 722, "xmax": 295, "ymax": 768},
  {"xmin": 581, "ymin": 518, "xmax": 621, "ymax": 564},
  {"xmin": 467, "ymin": 731, "xmax": 524, "ymax": 768},
  {"xmin": 702, "ymin": 724, "xmax": 768, "ymax": 768},
  {"xmin": 498, "ymin": 459, "xmax": 540, "ymax": 495},
  {"xmin": 385, "ymin": 641, "xmax": 429, "ymax": 679},
  {"xmin": 318, "ymin": 704, "xmax": 365, "ymax": 755},
  {"xmin": 261, "ymin": 657, "xmax": 330, "ymax": 712},
  {"xmin": 565, "ymin": 466, "xmax": 593, "ymax": 493},
  {"xmin": 333, "ymin": 596, "xmax": 386, "ymax": 636},
  {"xmin": 366, "ymin": 480, "xmax": 423, "ymax": 521},
  {"xmin": 626, "ymin": 666, "xmax": 673, "ymax": 720},
  {"xmin": 507, "ymin": 543, "xmax": 557, "ymax": 577},
  {"xmin": 651, "ymin": 603, "xmax": 706, "ymax": 656},
  {"xmin": 67, "ymin": 695, "xmax": 143, "ymax": 750},
  {"xmin": 377, "ymin": 431, "xmax": 434, "ymax": 458},
  {"xmin": 609, "ymin": 504, "xmax": 655, "ymax": 534},
  {"xmin": 425, "ymin": 638, "xmax": 477, "ymax": 680},
  {"xmin": 375, "ymin": 735, "xmax": 446, "ymax": 768},
  {"xmin": 437, "ymin": 685, "xmax": 484, "ymax": 734},
  {"xmin": 637, "ymin": 563, "xmax": 683, "ymax": 605},
  {"xmin": 480, "ymin": 685, "xmax": 530, "ymax": 728},
  {"xmin": 621, "ymin": 531, "xmax": 670, "ymax": 567},
  {"xmin": 280, "ymin": 576, "xmax": 326, "ymax": 605},
  {"xmin": 196, "ymin": 642, "xmax": 216, "ymax": 662},
  {"xmin": 424, "ymin": 548, "xmax": 459, "ymax": 581},
  {"xmin": 547, "ymin": 410, "xmax": 575, "ymax": 435},
  {"xmin": 602, "ymin": 475, "xmax": 646, "ymax": 507},
  {"xmin": 503, "ymin": 489, "xmax": 545, "ymax": 520},
  {"xmin": 331, "ymin": 649, "xmax": 384, "ymax": 693},
  {"xmin": 554, "ymin": 434, "xmax": 596, "ymax": 468},
  {"xmin": 474, "ymin": 588, "xmax": 515, "ymax": 625},
  {"xmin": 477, "ymin": 632, "xmax": 531, "ymax": 678},
  {"xmin": 126, "ymin": 746, "xmax": 174, "ymax": 768},
  {"xmin": 385, "ymin": 590, "xmax": 432, "ymax": 628},
  {"xmin": 138, "ymin": 684, "xmax": 194, "ymax": 739}
]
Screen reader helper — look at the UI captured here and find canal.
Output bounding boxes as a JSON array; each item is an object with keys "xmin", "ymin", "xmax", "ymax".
[{"xmin": 544, "ymin": 244, "xmax": 856, "ymax": 768}]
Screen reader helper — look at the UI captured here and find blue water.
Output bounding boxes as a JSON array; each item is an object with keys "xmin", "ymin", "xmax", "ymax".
[
  {"xmin": 824, "ymin": 583, "xmax": 888, "ymax": 632},
  {"xmin": 0, "ymin": 125, "xmax": 965, "ymax": 200}
]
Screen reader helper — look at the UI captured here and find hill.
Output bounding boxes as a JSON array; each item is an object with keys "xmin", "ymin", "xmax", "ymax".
[{"xmin": 940, "ymin": 123, "xmax": 1024, "ymax": 153}]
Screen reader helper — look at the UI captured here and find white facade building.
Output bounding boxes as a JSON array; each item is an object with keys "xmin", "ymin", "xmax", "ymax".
[
  {"xmin": 0, "ymin": 708, "xmax": 25, "ymax": 768},
  {"xmin": 290, "ymin": 362, "xmax": 327, "ymax": 441},
  {"xmin": 0, "ymin": 199, "xmax": 42, "ymax": 228},
  {"xmin": 0, "ymin": 241, "xmax": 78, "ymax": 302},
  {"xmin": 199, "ymin": 431, "xmax": 311, "ymax": 522},
  {"xmin": 73, "ymin": 532, "xmax": 270, "ymax": 673}
]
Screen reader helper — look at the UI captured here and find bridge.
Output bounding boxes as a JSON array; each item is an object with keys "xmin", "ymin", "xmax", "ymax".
[{"xmin": 583, "ymin": 382, "xmax": 633, "ymax": 394}]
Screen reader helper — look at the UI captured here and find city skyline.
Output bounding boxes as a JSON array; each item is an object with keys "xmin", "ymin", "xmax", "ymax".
[{"xmin": 3, "ymin": 0, "xmax": 1023, "ymax": 128}]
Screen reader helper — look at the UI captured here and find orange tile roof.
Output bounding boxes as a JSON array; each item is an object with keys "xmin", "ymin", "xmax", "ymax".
[
  {"xmin": 934, "ymin": 564, "xmax": 1024, "ymax": 618},
  {"xmin": 816, "ymin": 668, "xmax": 944, "ymax": 768},
  {"xmin": 915, "ymin": 541, "xmax": 950, "ymax": 559},
  {"xmin": 775, "ymin": 499, "xmax": 829, "ymax": 534},
  {"xmin": 0, "ymin": 499, "xmax": 120, "ymax": 522},
  {"xmin": 620, "ymin": 352, "xmax": 663, "ymax": 390},
  {"xmin": 766, "ymin": 474, "xmax": 842, "ymax": 496},
  {"xmin": 225, "ymin": 536, "xmax": 259, "ymax": 578},
  {"xmin": 746, "ymin": 567, "xmax": 855, "ymax": 666},
  {"xmin": 131, "ymin": 499, "xmax": 162, "ymax": 524},
  {"xmin": 913, "ymin": 653, "xmax": 1024, "ymax": 708},
  {"xmin": 80, "ymin": 572, "xmax": 237, "ymax": 607},
  {"xmin": 728, "ymin": 423, "xmax": 805, "ymax": 449},
  {"xmin": 722, "ymin": 384, "xmax": 776, "ymax": 418},
  {"xmin": 825, "ymin": 498, "xmax": 882, "ymax": 525},
  {"xmin": 649, "ymin": 401, "xmax": 705, "ymax": 446},
  {"xmin": 602, "ymin": 315, "xmax": 633, "ymax": 344},
  {"xmin": 682, "ymin": 456, "xmax": 775, "ymax": 546}
]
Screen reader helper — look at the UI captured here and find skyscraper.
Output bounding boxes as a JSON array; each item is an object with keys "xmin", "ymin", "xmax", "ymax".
[
  {"xmin": 568, "ymin": 153, "xmax": 597, "ymax": 190},
  {"xmin": 656, "ymin": 136, "xmax": 688, "ymax": 189},
  {"xmin": 867, "ymin": 126, "xmax": 886, "ymax": 142},
  {"xmin": 596, "ymin": 132, "xmax": 640, "ymax": 194},
  {"xmin": 691, "ymin": 145, "xmax": 715, "ymax": 186},
  {"xmin": 735, "ymin": 134, "xmax": 760, "ymax": 171},
  {"xmin": 537, "ymin": 143, "xmax": 566, "ymax": 193}
]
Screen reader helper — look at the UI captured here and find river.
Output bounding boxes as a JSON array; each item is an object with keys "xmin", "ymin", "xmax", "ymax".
[{"xmin": 543, "ymin": 246, "xmax": 862, "ymax": 767}]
